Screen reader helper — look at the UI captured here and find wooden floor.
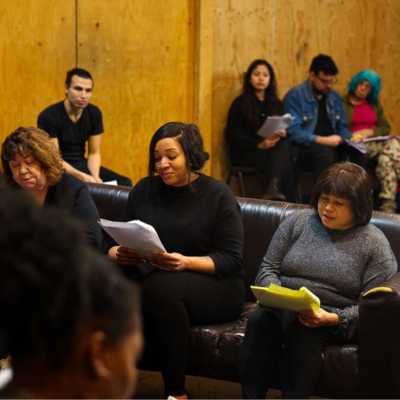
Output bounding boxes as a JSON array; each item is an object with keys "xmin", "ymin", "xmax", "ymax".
[{"xmin": 134, "ymin": 370, "xmax": 282, "ymax": 399}]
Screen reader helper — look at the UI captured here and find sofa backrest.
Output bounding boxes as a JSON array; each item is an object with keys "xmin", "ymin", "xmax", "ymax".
[
  {"xmin": 237, "ymin": 197, "xmax": 400, "ymax": 300},
  {"xmin": 88, "ymin": 183, "xmax": 130, "ymax": 221},
  {"xmin": 87, "ymin": 183, "xmax": 400, "ymax": 301}
]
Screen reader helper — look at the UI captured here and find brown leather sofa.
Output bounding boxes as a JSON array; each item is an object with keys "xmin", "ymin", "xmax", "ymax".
[{"xmin": 88, "ymin": 182, "xmax": 400, "ymax": 398}]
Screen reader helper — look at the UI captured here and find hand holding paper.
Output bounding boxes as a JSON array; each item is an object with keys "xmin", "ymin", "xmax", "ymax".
[
  {"xmin": 257, "ymin": 114, "xmax": 294, "ymax": 139},
  {"xmin": 298, "ymin": 308, "xmax": 339, "ymax": 327},
  {"xmin": 100, "ymin": 218, "xmax": 166, "ymax": 257},
  {"xmin": 251, "ymin": 283, "xmax": 320, "ymax": 312},
  {"xmin": 115, "ymin": 246, "xmax": 147, "ymax": 266}
]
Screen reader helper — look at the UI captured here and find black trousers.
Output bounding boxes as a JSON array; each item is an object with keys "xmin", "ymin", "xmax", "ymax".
[
  {"xmin": 240, "ymin": 306, "xmax": 347, "ymax": 399},
  {"xmin": 70, "ymin": 159, "xmax": 133, "ymax": 186},
  {"xmin": 233, "ymin": 139, "xmax": 297, "ymax": 201},
  {"xmin": 294, "ymin": 143, "xmax": 366, "ymax": 182},
  {"xmin": 135, "ymin": 270, "xmax": 245, "ymax": 396}
]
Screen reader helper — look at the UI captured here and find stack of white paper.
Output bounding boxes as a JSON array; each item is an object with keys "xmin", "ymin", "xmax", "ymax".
[
  {"xmin": 102, "ymin": 180, "xmax": 118, "ymax": 186},
  {"xmin": 363, "ymin": 135, "xmax": 391, "ymax": 143},
  {"xmin": 99, "ymin": 218, "xmax": 166, "ymax": 256},
  {"xmin": 257, "ymin": 113, "xmax": 294, "ymax": 138}
]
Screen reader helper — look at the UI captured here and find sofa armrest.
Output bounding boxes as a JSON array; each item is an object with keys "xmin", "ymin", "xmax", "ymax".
[{"xmin": 358, "ymin": 272, "xmax": 400, "ymax": 398}]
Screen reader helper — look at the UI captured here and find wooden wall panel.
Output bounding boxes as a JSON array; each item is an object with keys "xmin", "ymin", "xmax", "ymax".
[
  {"xmin": 1, "ymin": 1, "xmax": 399, "ymax": 185},
  {"xmin": 77, "ymin": 0, "xmax": 194, "ymax": 183},
  {"xmin": 0, "ymin": 1, "xmax": 75, "ymax": 146},
  {"xmin": 369, "ymin": 1, "xmax": 400, "ymax": 134},
  {"xmin": 212, "ymin": 0, "xmax": 400, "ymax": 179}
]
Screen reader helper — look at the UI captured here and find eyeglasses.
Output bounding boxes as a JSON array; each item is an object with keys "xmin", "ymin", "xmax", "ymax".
[{"xmin": 316, "ymin": 74, "xmax": 338, "ymax": 86}]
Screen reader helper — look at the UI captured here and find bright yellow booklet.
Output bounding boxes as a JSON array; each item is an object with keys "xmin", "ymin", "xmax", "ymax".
[{"xmin": 251, "ymin": 284, "xmax": 320, "ymax": 312}]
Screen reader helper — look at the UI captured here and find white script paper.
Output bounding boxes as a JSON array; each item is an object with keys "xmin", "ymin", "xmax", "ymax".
[
  {"xmin": 102, "ymin": 180, "xmax": 118, "ymax": 186},
  {"xmin": 344, "ymin": 139, "xmax": 367, "ymax": 154},
  {"xmin": 363, "ymin": 135, "xmax": 391, "ymax": 143},
  {"xmin": 257, "ymin": 113, "xmax": 294, "ymax": 138},
  {"xmin": 99, "ymin": 218, "xmax": 166, "ymax": 256}
]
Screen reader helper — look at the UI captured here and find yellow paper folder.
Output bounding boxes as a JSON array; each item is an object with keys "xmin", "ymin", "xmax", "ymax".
[{"xmin": 251, "ymin": 284, "xmax": 320, "ymax": 312}]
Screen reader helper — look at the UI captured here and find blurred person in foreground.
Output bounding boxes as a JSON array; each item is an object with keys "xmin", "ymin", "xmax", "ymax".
[{"xmin": 0, "ymin": 189, "xmax": 142, "ymax": 398}]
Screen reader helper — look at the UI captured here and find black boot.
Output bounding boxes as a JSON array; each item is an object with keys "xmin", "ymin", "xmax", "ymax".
[{"xmin": 262, "ymin": 177, "xmax": 286, "ymax": 201}]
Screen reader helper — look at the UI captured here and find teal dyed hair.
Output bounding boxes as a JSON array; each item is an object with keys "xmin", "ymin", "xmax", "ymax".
[{"xmin": 347, "ymin": 69, "xmax": 381, "ymax": 105}]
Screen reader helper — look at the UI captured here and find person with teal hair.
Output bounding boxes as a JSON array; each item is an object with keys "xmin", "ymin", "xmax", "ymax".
[
  {"xmin": 348, "ymin": 69, "xmax": 382, "ymax": 105},
  {"xmin": 343, "ymin": 69, "xmax": 400, "ymax": 213}
]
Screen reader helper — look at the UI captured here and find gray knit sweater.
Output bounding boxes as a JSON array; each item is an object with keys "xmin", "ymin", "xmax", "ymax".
[{"xmin": 256, "ymin": 209, "xmax": 397, "ymax": 335}]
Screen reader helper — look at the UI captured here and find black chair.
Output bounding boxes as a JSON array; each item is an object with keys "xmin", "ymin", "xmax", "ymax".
[
  {"xmin": 224, "ymin": 128, "xmax": 258, "ymax": 197},
  {"xmin": 226, "ymin": 165, "xmax": 258, "ymax": 197}
]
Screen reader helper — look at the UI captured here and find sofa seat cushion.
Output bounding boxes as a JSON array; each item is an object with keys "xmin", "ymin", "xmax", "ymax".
[
  {"xmin": 186, "ymin": 302, "xmax": 256, "ymax": 381},
  {"xmin": 187, "ymin": 303, "xmax": 359, "ymax": 397},
  {"xmin": 317, "ymin": 344, "xmax": 359, "ymax": 397}
]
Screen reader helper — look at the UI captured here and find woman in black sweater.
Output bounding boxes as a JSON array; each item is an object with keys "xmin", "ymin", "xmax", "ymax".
[
  {"xmin": 108, "ymin": 122, "xmax": 245, "ymax": 399},
  {"xmin": 225, "ymin": 59, "xmax": 294, "ymax": 200}
]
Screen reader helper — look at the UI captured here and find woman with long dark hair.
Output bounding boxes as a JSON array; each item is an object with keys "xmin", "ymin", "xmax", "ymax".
[{"xmin": 225, "ymin": 59, "xmax": 294, "ymax": 200}]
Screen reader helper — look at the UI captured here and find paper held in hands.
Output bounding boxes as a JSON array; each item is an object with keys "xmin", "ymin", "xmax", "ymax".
[
  {"xmin": 99, "ymin": 218, "xmax": 166, "ymax": 256},
  {"xmin": 344, "ymin": 139, "xmax": 367, "ymax": 154},
  {"xmin": 251, "ymin": 284, "xmax": 320, "ymax": 312},
  {"xmin": 344, "ymin": 136, "xmax": 392, "ymax": 155},
  {"xmin": 257, "ymin": 113, "xmax": 294, "ymax": 139}
]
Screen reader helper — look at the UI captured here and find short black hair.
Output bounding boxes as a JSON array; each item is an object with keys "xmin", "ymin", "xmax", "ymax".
[
  {"xmin": 65, "ymin": 68, "xmax": 93, "ymax": 87},
  {"xmin": 148, "ymin": 122, "xmax": 209, "ymax": 176},
  {"xmin": 309, "ymin": 54, "xmax": 338, "ymax": 76},
  {"xmin": 310, "ymin": 162, "xmax": 373, "ymax": 227},
  {"xmin": 0, "ymin": 190, "xmax": 140, "ymax": 368}
]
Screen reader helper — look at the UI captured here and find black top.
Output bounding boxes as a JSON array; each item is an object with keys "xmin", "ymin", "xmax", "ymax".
[
  {"xmin": 37, "ymin": 101, "xmax": 103, "ymax": 164},
  {"xmin": 225, "ymin": 93, "xmax": 284, "ymax": 164},
  {"xmin": 45, "ymin": 173, "xmax": 102, "ymax": 249},
  {"xmin": 314, "ymin": 95, "xmax": 334, "ymax": 137},
  {"xmin": 125, "ymin": 174, "xmax": 244, "ymax": 277}
]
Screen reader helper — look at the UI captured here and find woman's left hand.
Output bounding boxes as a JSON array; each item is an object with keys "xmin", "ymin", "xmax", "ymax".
[
  {"xmin": 298, "ymin": 308, "xmax": 339, "ymax": 327},
  {"xmin": 149, "ymin": 252, "xmax": 189, "ymax": 272}
]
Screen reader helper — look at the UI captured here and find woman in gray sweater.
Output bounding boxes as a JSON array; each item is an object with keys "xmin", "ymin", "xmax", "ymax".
[{"xmin": 240, "ymin": 161, "xmax": 397, "ymax": 399}]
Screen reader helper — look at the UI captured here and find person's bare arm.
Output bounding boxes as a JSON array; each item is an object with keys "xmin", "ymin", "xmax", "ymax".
[
  {"xmin": 314, "ymin": 135, "xmax": 343, "ymax": 147},
  {"xmin": 150, "ymin": 252, "xmax": 215, "ymax": 273},
  {"xmin": 50, "ymin": 138, "xmax": 96, "ymax": 183},
  {"xmin": 87, "ymin": 134, "xmax": 102, "ymax": 183}
]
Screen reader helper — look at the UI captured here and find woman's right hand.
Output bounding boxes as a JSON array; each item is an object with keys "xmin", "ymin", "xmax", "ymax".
[
  {"xmin": 108, "ymin": 246, "xmax": 147, "ymax": 266},
  {"xmin": 257, "ymin": 135, "xmax": 281, "ymax": 150}
]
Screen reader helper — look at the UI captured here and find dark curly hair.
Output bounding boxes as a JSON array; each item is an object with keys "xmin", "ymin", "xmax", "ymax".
[
  {"xmin": 310, "ymin": 162, "xmax": 373, "ymax": 227},
  {"xmin": 148, "ymin": 122, "xmax": 209, "ymax": 176},
  {"xmin": 1, "ymin": 127, "xmax": 64, "ymax": 187},
  {"xmin": 0, "ymin": 190, "xmax": 140, "ymax": 369}
]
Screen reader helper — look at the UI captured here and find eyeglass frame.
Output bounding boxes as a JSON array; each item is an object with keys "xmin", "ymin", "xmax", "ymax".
[{"xmin": 314, "ymin": 72, "xmax": 338, "ymax": 86}]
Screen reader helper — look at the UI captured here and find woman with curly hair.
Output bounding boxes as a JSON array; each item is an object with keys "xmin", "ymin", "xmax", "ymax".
[
  {"xmin": 1, "ymin": 127, "xmax": 102, "ymax": 248},
  {"xmin": 107, "ymin": 121, "xmax": 245, "ymax": 399},
  {"xmin": 344, "ymin": 69, "xmax": 400, "ymax": 213},
  {"xmin": 225, "ymin": 59, "xmax": 295, "ymax": 200}
]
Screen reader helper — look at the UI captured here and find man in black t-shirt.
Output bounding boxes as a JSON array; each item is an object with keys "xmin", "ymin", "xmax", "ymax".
[{"xmin": 38, "ymin": 68, "xmax": 132, "ymax": 186}]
